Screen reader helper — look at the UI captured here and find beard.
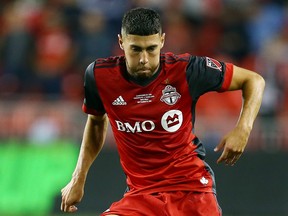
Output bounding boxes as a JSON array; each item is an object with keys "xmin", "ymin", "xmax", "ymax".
[{"xmin": 126, "ymin": 62, "xmax": 159, "ymax": 80}]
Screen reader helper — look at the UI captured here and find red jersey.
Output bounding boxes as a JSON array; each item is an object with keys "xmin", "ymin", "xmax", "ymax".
[{"xmin": 82, "ymin": 52, "xmax": 233, "ymax": 195}]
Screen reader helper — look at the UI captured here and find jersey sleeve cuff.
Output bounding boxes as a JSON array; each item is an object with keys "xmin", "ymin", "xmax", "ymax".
[
  {"xmin": 219, "ymin": 63, "xmax": 233, "ymax": 92},
  {"xmin": 82, "ymin": 104, "xmax": 105, "ymax": 116}
]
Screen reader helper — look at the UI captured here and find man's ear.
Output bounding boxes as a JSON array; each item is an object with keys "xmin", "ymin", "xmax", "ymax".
[
  {"xmin": 118, "ymin": 34, "xmax": 124, "ymax": 50},
  {"xmin": 161, "ymin": 33, "xmax": 165, "ymax": 48}
]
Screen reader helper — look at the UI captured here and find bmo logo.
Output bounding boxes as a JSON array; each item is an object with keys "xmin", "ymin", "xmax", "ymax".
[
  {"xmin": 115, "ymin": 120, "xmax": 155, "ymax": 133},
  {"xmin": 115, "ymin": 110, "xmax": 183, "ymax": 133},
  {"xmin": 161, "ymin": 110, "xmax": 183, "ymax": 132}
]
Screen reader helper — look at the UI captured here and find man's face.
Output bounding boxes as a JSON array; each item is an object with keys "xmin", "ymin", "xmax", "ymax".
[{"xmin": 118, "ymin": 33, "xmax": 165, "ymax": 79}]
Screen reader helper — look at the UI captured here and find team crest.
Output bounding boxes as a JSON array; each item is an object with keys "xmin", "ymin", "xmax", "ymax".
[
  {"xmin": 160, "ymin": 85, "xmax": 181, "ymax": 105},
  {"xmin": 206, "ymin": 57, "xmax": 222, "ymax": 71}
]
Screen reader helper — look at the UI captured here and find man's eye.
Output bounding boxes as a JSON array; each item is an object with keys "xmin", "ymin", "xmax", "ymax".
[
  {"xmin": 132, "ymin": 47, "xmax": 141, "ymax": 52},
  {"xmin": 147, "ymin": 47, "xmax": 156, "ymax": 52}
]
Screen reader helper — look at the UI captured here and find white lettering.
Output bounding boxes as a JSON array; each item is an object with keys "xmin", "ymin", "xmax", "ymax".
[
  {"xmin": 141, "ymin": 120, "xmax": 155, "ymax": 131},
  {"xmin": 115, "ymin": 120, "xmax": 155, "ymax": 133},
  {"xmin": 124, "ymin": 122, "xmax": 141, "ymax": 133},
  {"xmin": 115, "ymin": 120, "xmax": 125, "ymax": 131}
]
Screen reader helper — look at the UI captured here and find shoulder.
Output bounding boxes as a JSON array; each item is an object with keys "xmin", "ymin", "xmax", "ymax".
[
  {"xmin": 161, "ymin": 52, "xmax": 191, "ymax": 64},
  {"xmin": 94, "ymin": 55, "xmax": 126, "ymax": 69}
]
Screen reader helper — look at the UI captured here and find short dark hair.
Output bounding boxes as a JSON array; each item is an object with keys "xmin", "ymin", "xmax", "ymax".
[{"xmin": 121, "ymin": 7, "xmax": 162, "ymax": 36}]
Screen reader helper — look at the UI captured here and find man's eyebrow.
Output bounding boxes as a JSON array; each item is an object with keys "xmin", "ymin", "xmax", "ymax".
[
  {"xmin": 130, "ymin": 45, "xmax": 141, "ymax": 48},
  {"xmin": 130, "ymin": 44, "xmax": 158, "ymax": 49},
  {"xmin": 147, "ymin": 45, "xmax": 158, "ymax": 49}
]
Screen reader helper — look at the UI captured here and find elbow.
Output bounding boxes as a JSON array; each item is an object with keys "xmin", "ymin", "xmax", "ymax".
[
  {"xmin": 245, "ymin": 73, "xmax": 265, "ymax": 99},
  {"xmin": 241, "ymin": 72, "xmax": 265, "ymax": 96},
  {"xmin": 254, "ymin": 73, "xmax": 265, "ymax": 90}
]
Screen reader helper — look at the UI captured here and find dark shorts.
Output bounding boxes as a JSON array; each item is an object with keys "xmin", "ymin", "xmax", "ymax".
[{"xmin": 101, "ymin": 191, "xmax": 222, "ymax": 216}]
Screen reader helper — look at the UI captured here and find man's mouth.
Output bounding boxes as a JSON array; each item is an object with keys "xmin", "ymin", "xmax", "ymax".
[{"xmin": 138, "ymin": 68, "xmax": 150, "ymax": 72}]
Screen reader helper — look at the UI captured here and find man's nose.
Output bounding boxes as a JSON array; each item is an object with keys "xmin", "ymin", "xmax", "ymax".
[{"xmin": 139, "ymin": 51, "xmax": 148, "ymax": 65}]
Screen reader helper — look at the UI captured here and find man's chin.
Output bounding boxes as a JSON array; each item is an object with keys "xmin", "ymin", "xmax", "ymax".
[
  {"xmin": 133, "ymin": 71, "xmax": 153, "ymax": 79},
  {"xmin": 135, "ymin": 71, "xmax": 153, "ymax": 79}
]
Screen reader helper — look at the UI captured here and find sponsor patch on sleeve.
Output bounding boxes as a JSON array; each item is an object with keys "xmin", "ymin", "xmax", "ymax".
[{"xmin": 206, "ymin": 57, "xmax": 222, "ymax": 71}]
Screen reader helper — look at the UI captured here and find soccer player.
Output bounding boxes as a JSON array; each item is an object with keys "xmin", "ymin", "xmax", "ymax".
[{"xmin": 61, "ymin": 7, "xmax": 265, "ymax": 216}]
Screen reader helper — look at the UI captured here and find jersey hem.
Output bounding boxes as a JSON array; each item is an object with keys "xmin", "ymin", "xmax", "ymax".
[{"xmin": 125, "ymin": 186, "xmax": 216, "ymax": 196}]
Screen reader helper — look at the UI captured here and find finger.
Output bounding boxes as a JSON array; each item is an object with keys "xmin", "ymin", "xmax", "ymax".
[
  {"xmin": 214, "ymin": 141, "xmax": 225, "ymax": 152},
  {"xmin": 69, "ymin": 205, "xmax": 78, "ymax": 212},
  {"xmin": 225, "ymin": 158, "xmax": 233, "ymax": 166},
  {"xmin": 61, "ymin": 186, "xmax": 68, "ymax": 195},
  {"xmin": 225, "ymin": 154, "xmax": 240, "ymax": 166},
  {"xmin": 64, "ymin": 203, "xmax": 70, "ymax": 212},
  {"xmin": 223, "ymin": 154, "xmax": 235, "ymax": 165},
  {"xmin": 64, "ymin": 204, "xmax": 77, "ymax": 213},
  {"xmin": 61, "ymin": 202, "xmax": 64, "ymax": 212},
  {"xmin": 61, "ymin": 194, "xmax": 67, "ymax": 211},
  {"xmin": 218, "ymin": 148, "xmax": 238, "ymax": 164},
  {"xmin": 217, "ymin": 150, "xmax": 229, "ymax": 164},
  {"xmin": 230, "ymin": 154, "xmax": 242, "ymax": 166},
  {"xmin": 61, "ymin": 196, "xmax": 65, "ymax": 211}
]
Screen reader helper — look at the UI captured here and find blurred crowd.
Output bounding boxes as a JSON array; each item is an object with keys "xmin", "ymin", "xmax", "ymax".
[{"xmin": 0, "ymin": 0, "xmax": 288, "ymax": 149}]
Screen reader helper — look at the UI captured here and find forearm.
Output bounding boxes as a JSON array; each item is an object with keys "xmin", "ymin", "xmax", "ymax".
[
  {"xmin": 236, "ymin": 73, "xmax": 265, "ymax": 132},
  {"xmin": 215, "ymin": 67, "xmax": 265, "ymax": 165},
  {"xmin": 72, "ymin": 114, "xmax": 108, "ymax": 183}
]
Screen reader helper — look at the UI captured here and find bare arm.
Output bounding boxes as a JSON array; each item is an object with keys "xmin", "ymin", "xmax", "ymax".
[
  {"xmin": 73, "ymin": 114, "xmax": 108, "ymax": 181},
  {"xmin": 61, "ymin": 114, "xmax": 108, "ymax": 213},
  {"xmin": 214, "ymin": 65, "xmax": 265, "ymax": 165}
]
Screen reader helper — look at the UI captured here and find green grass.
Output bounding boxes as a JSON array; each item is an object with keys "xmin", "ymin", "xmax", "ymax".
[{"xmin": 0, "ymin": 140, "xmax": 79, "ymax": 215}]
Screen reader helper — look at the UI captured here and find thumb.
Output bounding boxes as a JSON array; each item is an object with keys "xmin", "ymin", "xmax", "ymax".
[
  {"xmin": 214, "ymin": 140, "xmax": 225, "ymax": 152},
  {"xmin": 69, "ymin": 205, "xmax": 78, "ymax": 213}
]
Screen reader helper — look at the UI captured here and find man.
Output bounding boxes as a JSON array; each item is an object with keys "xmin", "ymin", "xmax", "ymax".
[{"xmin": 61, "ymin": 7, "xmax": 265, "ymax": 216}]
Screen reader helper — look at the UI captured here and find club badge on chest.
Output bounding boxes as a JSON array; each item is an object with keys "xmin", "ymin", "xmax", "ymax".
[{"xmin": 160, "ymin": 85, "xmax": 181, "ymax": 105}]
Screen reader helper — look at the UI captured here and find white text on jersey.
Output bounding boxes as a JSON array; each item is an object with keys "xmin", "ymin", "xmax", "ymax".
[{"xmin": 115, "ymin": 120, "xmax": 155, "ymax": 133}]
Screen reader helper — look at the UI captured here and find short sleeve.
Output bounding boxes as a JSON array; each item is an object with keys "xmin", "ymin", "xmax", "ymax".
[
  {"xmin": 82, "ymin": 62, "xmax": 106, "ymax": 115},
  {"xmin": 186, "ymin": 56, "xmax": 234, "ymax": 99},
  {"xmin": 218, "ymin": 62, "xmax": 233, "ymax": 92}
]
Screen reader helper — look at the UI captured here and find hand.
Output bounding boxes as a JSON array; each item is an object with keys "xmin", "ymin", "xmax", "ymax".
[
  {"xmin": 214, "ymin": 127, "xmax": 250, "ymax": 166},
  {"xmin": 61, "ymin": 178, "xmax": 84, "ymax": 213}
]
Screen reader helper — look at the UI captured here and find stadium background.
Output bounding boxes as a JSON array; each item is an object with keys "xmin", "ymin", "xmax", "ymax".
[{"xmin": 0, "ymin": 0, "xmax": 287, "ymax": 215}]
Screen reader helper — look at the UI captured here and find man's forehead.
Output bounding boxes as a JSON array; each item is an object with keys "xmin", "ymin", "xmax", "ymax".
[{"xmin": 123, "ymin": 33, "xmax": 162, "ymax": 44}]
